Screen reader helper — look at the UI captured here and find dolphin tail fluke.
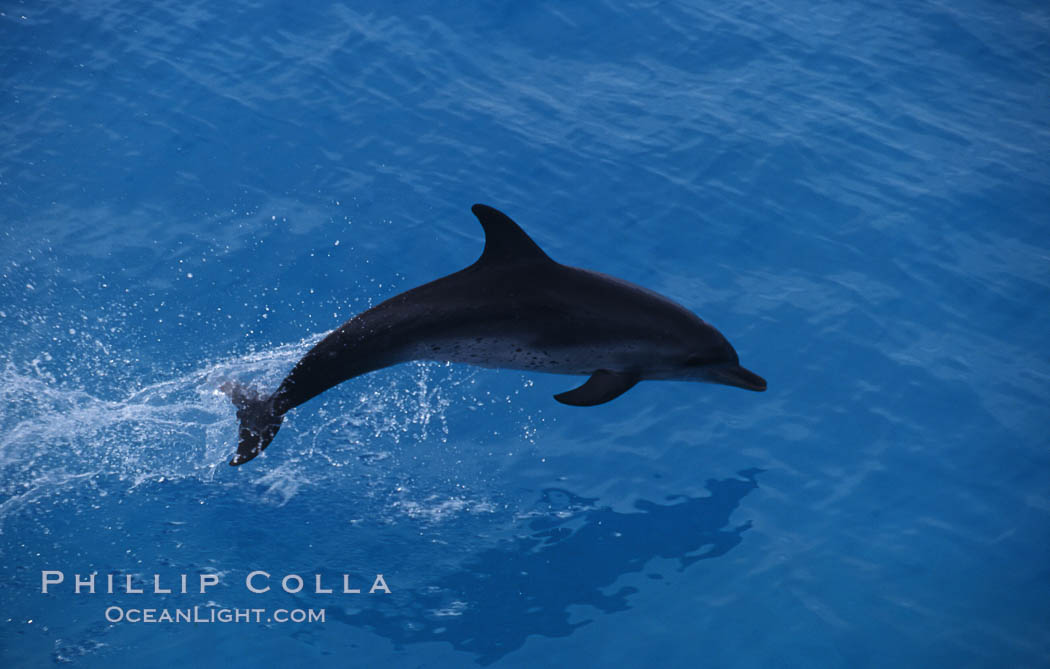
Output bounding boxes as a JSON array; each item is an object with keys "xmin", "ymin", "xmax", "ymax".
[{"xmin": 220, "ymin": 381, "xmax": 284, "ymax": 466}]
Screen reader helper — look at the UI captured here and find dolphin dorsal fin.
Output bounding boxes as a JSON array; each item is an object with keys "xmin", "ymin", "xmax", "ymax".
[{"xmin": 471, "ymin": 204, "xmax": 553, "ymax": 266}]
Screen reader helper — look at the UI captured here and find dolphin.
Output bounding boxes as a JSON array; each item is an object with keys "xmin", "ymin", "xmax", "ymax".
[{"xmin": 223, "ymin": 204, "xmax": 765, "ymax": 465}]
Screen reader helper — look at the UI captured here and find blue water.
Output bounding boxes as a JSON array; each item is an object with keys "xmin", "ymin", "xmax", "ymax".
[{"xmin": 2, "ymin": 1, "xmax": 1048, "ymax": 666}]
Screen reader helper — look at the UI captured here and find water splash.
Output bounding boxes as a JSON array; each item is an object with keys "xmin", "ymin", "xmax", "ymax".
[{"xmin": 0, "ymin": 334, "xmax": 546, "ymax": 531}]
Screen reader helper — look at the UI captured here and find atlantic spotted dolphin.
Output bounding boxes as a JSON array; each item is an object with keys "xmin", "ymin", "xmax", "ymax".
[{"xmin": 223, "ymin": 204, "xmax": 765, "ymax": 465}]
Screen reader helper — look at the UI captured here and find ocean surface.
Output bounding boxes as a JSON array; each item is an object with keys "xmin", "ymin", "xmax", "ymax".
[{"xmin": 2, "ymin": 1, "xmax": 1048, "ymax": 667}]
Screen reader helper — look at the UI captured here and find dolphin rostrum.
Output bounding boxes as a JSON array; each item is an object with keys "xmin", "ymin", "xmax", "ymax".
[{"xmin": 223, "ymin": 204, "xmax": 765, "ymax": 465}]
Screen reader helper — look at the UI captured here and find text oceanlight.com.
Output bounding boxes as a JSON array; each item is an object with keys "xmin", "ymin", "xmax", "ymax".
[{"xmin": 105, "ymin": 606, "xmax": 326, "ymax": 624}]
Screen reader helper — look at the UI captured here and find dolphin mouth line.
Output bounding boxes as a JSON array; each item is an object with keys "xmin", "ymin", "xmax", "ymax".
[{"xmin": 710, "ymin": 364, "xmax": 767, "ymax": 392}]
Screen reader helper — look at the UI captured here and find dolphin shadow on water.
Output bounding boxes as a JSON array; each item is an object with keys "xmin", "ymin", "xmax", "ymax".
[
  {"xmin": 223, "ymin": 204, "xmax": 765, "ymax": 466},
  {"xmin": 329, "ymin": 469, "xmax": 762, "ymax": 665}
]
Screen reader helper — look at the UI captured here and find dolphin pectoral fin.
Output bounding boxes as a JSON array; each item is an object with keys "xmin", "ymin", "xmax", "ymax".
[{"xmin": 554, "ymin": 370, "xmax": 640, "ymax": 406}]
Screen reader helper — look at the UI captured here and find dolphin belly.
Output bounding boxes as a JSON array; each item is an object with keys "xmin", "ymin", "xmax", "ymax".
[{"xmin": 414, "ymin": 335, "xmax": 642, "ymax": 376}]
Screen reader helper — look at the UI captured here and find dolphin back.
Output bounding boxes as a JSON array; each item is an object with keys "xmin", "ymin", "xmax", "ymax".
[{"xmin": 221, "ymin": 381, "xmax": 284, "ymax": 465}]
